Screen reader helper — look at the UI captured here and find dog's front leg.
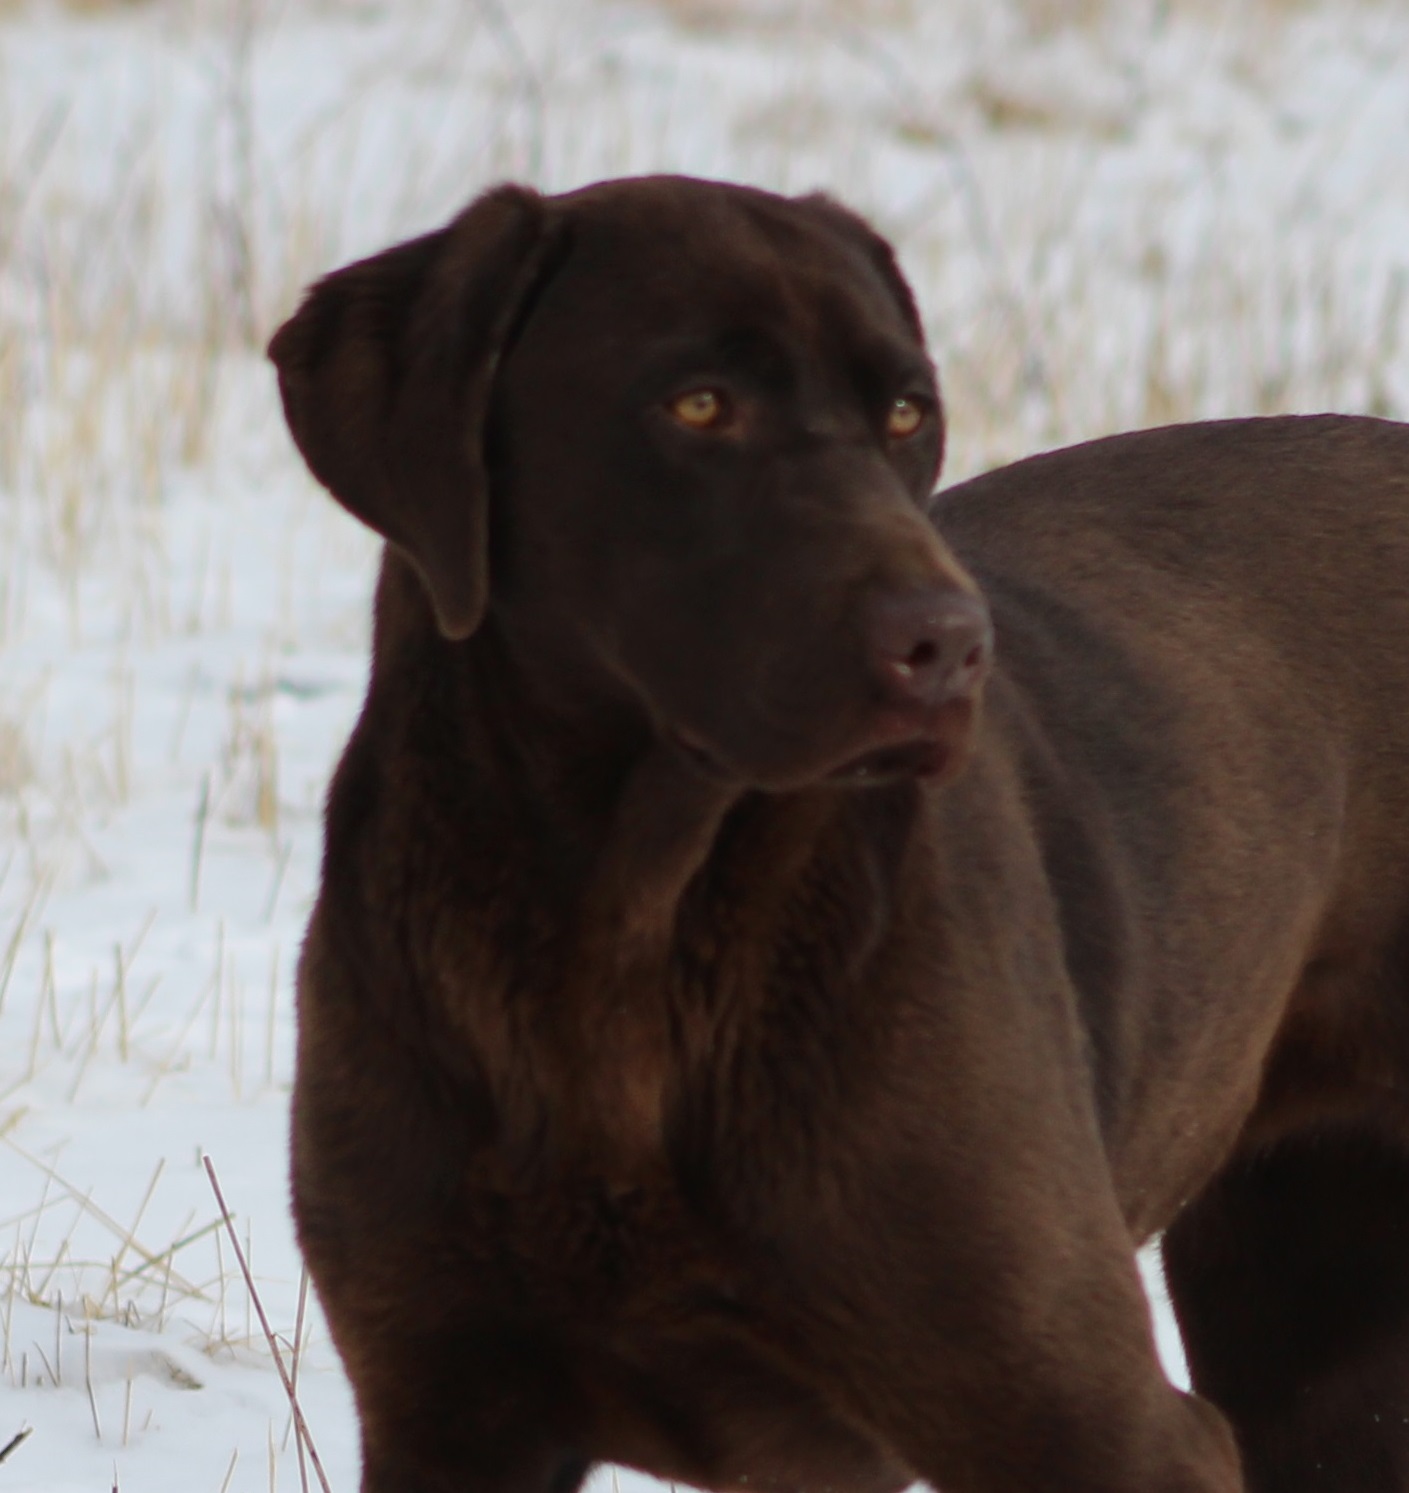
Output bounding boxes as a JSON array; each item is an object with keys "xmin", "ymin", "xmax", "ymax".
[
  {"xmin": 737, "ymin": 956, "xmax": 1246, "ymax": 1493},
  {"xmin": 759, "ymin": 1144, "xmax": 1242, "ymax": 1493},
  {"xmin": 331, "ymin": 1312, "xmax": 593, "ymax": 1493}
]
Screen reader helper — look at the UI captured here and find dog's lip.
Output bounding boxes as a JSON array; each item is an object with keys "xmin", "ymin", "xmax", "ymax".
[
  {"xmin": 667, "ymin": 726, "xmax": 735, "ymax": 780},
  {"xmin": 667, "ymin": 705, "xmax": 971, "ymax": 789},
  {"xmin": 828, "ymin": 735, "xmax": 951, "ymax": 784},
  {"xmin": 824, "ymin": 696, "xmax": 975, "ymax": 786}
]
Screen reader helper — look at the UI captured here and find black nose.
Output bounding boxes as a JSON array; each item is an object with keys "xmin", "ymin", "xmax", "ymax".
[{"xmin": 865, "ymin": 587, "xmax": 993, "ymax": 709}]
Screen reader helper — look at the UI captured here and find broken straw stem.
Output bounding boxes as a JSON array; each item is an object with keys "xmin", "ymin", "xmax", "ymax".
[{"xmin": 202, "ymin": 1155, "xmax": 333, "ymax": 1493}]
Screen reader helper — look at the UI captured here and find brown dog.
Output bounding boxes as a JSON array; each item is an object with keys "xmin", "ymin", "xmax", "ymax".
[{"xmin": 270, "ymin": 175, "xmax": 1409, "ymax": 1493}]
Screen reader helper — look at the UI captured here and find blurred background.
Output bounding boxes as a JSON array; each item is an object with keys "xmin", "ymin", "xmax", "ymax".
[{"xmin": 1, "ymin": 1, "xmax": 1407, "ymax": 1488}]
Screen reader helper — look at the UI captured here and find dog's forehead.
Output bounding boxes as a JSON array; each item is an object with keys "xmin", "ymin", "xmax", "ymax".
[{"xmin": 542, "ymin": 177, "xmax": 918, "ymax": 350}]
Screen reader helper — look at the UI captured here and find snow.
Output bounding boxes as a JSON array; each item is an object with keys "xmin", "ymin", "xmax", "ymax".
[{"xmin": 2, "ymin": 0, "xmax": 1408, "ymax": 1488}]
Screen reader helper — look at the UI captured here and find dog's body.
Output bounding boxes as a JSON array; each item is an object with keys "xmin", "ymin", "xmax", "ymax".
[{"xmin": 272, "ymin": 176, "xmax": 1409, "ymax": 1493}]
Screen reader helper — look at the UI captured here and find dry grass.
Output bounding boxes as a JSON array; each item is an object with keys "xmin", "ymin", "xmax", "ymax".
[
  {"xmin": 1, "ymin": 0, "xmax": 1400, "ymax": 594},
  {"xmin": 0, "ymin": 1142, "xmax": 323, "ymax": 1490},
  {"xmin": 204, "ymin": 1156, "xmax": 329, "ymax": 1493},
  {"xmin": 0, "ymin": 721, "xmax": 33, "ymax": 797},
  {"xmin": 0, "ymin": 1145, "xmax": 213, "ymax": 1332}
]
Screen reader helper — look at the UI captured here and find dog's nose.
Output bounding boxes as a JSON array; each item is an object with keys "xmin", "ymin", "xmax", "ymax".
[{"xmin": 865, "ymin": 588, "xmax": 993, "ymax": 709}]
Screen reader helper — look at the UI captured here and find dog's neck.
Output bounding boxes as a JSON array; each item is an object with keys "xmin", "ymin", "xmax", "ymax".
[
  {"xmin": 461, "ymin": 620, "xmax": 741, "ymax": 899},
  {"xmin": 372, "ymin": 555, "xmax": 913, "ymax": 944},
  {"xmin": 460, "ymin": 647, "xmax": 826, "ymax": 1177},
  {"xmin": 371, "ymin": 556, "xmax": 911, "ymax": 1178}
]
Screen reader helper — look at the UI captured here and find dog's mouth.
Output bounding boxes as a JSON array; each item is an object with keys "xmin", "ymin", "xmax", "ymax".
[
  {"xmin": 827, "ymin": 736, "xmax": 951, "ymax": 785},
  {"xmin": 668, "ymin": 707, "xmax": 972, "ymax": 790},
  {"xmin": 669, "ymin": 728, "xmax": 735, "ymax": 781}
]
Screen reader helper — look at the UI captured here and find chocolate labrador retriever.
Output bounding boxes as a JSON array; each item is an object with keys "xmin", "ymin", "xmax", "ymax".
[{"xmin": 270, "ymin": 175, "xmax": 1409, "ymax": 1493}]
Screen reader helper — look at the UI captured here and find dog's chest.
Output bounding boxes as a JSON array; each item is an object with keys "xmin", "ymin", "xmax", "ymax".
[
  {"xmin": 421, "ymin": 784, "xmax": 901, "ymax": 1286},
  {"xmin": 460, "ymin": 1168, "xmax": 903, "ymax": 1491},
  {"xmin": 436, "ymin": 853, "xmax": 827, "ymax": 1168}
]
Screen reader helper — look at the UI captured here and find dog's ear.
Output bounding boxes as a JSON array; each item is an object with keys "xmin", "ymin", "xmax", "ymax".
[
  {"xmin": 793, "ymin": 194, "xmax": 926, "ymax": 341},
  {"xmin": 792, "ymin": 192, "xmax": 945, "ymax": 483},
  {"xmin": 268, "ymin": 185, "xmax": 559, "ymax": 640}
]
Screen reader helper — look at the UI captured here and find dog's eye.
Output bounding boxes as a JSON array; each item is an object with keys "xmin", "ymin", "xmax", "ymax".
[
  {"xmin": 886, "ymin": 397, "xmax": 925, "ymax": 439},
  {"xmin": 669, "ymin": 389, "xmax": 728, "ymax": 430}
]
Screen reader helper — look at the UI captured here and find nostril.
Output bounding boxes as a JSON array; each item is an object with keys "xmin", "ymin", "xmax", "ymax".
[
  {"xmin": 865, "ymin": 586, "xmax": 993, "ymax": 708},
  {"xmin": 907, "ymin": 639, "xmax": 938, "ymax": 672}
]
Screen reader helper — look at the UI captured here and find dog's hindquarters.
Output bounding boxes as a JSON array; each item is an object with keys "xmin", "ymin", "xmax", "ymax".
[{"xmin": 1163, "ymin": 1129, "xmax": 1409, "ymax": 1492}]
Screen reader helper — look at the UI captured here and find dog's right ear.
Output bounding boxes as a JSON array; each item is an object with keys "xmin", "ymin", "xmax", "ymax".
[{"xmin": 268, "ymin": 185, "xmax": 560, "ymax": 640}]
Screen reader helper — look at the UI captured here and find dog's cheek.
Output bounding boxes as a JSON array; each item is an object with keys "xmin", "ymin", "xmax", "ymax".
[{"xmin": 612, "ymin": 563, "xmax": 868, "ymax": 784}]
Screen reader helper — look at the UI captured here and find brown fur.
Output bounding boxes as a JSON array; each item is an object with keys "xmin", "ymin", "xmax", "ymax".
[{"xmin": 270, "ymin": 174, "xmax": 1409, "ymax": 1493}]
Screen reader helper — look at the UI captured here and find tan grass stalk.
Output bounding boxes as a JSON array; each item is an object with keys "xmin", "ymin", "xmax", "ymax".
[
  {"xmin": 202, "ymin": 1155, "xmax": 333, "ymax": 1493},
  {"xmin": 0, "ymin": 1425, "xmax": 32, "ymax": 1466}
]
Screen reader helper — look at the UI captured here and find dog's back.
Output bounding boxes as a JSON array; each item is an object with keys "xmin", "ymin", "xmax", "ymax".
[
  {"xmin": 941, "ymin": 416, "xmax": 1409, "ymax": 1490},
  {"xmin": 944, "ymin": 416, "xmax": 1409, "ymax": 1159}
]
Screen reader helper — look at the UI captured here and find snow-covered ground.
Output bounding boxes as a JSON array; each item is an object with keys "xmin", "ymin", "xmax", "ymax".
[{"xmin": 2, "ymin": 0, "xmax": 1407, "ymax": 1488}]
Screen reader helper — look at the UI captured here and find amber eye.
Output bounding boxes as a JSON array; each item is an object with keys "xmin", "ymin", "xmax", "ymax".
[
  {"xmin": 669, "ymin": 388, "xmax": 727, "ymax": 430},
  {"xmin": 886, "ymin": 396, "xmax": 925, "ymax": 439}
]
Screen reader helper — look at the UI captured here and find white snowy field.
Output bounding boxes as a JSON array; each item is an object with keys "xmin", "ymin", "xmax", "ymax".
[{"xmin": 1, "ymin": 0, "xmax": 1407, "ymax": 1489}]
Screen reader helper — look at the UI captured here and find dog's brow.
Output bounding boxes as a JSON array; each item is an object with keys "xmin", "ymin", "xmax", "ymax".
[
  {"xmin": 633, "ymin": 329, "xmax": 794, "ymax": 387},
  {"xmin": 845, "ymin": 342, "xmax": 935, "ymax": 400},
  {"xmin": 886, "ymin": 355, "xmax": 936, "ymax": 389}
]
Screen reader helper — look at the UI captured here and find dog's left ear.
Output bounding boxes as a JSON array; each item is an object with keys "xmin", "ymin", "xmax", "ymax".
[
  {"xmin": 793, "ymin": 194, "xmax": 925, "ymax": 338},
  {"xmin": 792, "ymin": 193, "xmax": 945, "ymax": 482},
  {"xmin": 268, "ymin": 185, "xmax": 561, "ymax": 640}
]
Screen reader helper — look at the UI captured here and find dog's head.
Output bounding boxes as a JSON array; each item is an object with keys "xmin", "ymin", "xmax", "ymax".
[{"xmin": 270, "ymin": 176, "xmax": 991, "ymax": 792}]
